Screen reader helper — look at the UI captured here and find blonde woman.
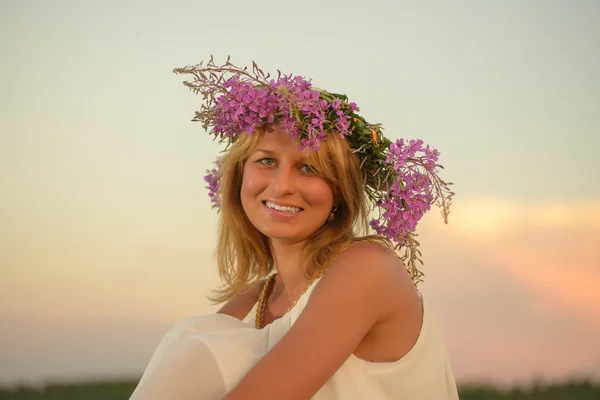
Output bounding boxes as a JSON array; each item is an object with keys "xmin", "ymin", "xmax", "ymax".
[{"xmin": 130, "ymin": 59, "xmax": 458, "ymax": 400}]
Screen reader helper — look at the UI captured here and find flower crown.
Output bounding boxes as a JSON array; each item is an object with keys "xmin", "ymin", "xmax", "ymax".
[{"xmin": 174, "ymin": 56, "xmax": 453, "ymax": 283}]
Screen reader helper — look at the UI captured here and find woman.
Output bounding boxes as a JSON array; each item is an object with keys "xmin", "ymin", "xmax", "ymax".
[{"xmin": 130, "ymin": 58, "xmax": 458, "ymax": 399}]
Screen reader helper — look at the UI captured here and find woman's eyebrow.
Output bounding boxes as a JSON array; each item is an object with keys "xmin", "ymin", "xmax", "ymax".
[
  {"xmin": 254, "ymin": 148, "xmax": 275, "ymax": 154},
  {"xmin": 254, "ymin": 148, "xmax": 307, "ymax": 162}
]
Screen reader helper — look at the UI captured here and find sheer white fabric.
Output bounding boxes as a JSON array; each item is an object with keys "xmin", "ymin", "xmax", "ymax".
[
  {"xmin": 130, "ymin": 314, "xmax": 268, "ymax": 400},
  {"xmin": 131, "ymin": 279, "xmax": 459, "ymax": 399}
]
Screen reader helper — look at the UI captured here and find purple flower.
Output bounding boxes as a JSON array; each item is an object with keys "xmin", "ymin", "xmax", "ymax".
[
  {"xmin": 204, "ymin": 162, "xmax": 221, "ymax": 208},
  {"xmin": 369, "ymin": 139, "xmax": 441, "ymax": 244}
]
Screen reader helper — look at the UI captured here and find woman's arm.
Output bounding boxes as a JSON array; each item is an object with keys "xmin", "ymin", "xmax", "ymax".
[{"xmin": 224, "ymin": 242, "xmax": 408, "ymax": 400}]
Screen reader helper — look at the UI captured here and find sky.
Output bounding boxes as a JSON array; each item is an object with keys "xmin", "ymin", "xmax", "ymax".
[{"xmin": 1, "ymin": 0, "xmax": 599, "ymax": 387}]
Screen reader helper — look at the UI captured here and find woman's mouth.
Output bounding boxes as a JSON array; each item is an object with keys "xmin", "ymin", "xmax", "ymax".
[{"xmin": 263, "ymin": 201, "xmax": 303, "ymax": 214}]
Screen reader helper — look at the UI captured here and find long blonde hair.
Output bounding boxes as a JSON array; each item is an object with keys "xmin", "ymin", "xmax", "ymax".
[{"xmin": 211, "ymin": 126, "xmax": 381, "ymax": 303}]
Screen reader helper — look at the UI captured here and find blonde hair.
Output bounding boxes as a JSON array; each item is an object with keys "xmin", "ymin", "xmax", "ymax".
[{"xmin": 211, "ymin": 126, "xmax": 384, "ymax": 303}]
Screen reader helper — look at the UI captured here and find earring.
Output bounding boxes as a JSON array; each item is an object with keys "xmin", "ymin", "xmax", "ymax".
[{"xmin": 327, "ymin": 207, "xmax": 337, "ymax": 223}]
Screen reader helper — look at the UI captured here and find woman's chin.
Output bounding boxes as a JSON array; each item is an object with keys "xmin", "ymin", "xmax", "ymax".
[{"xmin": 263, "ymin": 230, "xmax": 310, "ymax": 245}]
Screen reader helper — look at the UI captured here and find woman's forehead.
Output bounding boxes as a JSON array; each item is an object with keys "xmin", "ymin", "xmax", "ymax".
[{"xmin": 252, "ymin": 129, "xmax": 309, "ymax": 158}]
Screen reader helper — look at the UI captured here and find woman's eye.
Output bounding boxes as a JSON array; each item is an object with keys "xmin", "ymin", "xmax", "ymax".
[
  {"xmin": 300, "ymin": 164, "xmax": 315, "ymax": 174},
  {"xmin": 258, "ymin": 158, "xmax": 275, "ymax": 166}
]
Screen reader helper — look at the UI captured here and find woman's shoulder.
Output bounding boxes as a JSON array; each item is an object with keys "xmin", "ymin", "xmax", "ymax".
[
  {"xmin": 346, "ymin": 237, "xmax": 395, "ymax": 255},
  {"xmin": 217, "ymin": 280, "xmax": 264, "ymax": 321},
  {"xmin": 315, "ymin": 238, "xmax": 418, "ymax": 313},
  {"xmin": 333, "ymin": 238, "xmax": 404, "ymax": 276}
]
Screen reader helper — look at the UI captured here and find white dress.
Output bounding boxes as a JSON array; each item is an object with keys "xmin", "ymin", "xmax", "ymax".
[{"xmin": 130, "ymin": 278, "xmax": 459, "ymax": 399}]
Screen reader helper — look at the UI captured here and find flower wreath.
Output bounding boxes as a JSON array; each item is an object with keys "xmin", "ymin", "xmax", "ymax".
[{"xmin": 173, "ymin": 56, "xmax": 454, "ymax": 283}]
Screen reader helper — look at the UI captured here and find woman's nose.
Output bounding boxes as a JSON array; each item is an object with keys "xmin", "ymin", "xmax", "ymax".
[{"xmin": 271, "ymin": 165, "xmax": 296, "ymax": 195}]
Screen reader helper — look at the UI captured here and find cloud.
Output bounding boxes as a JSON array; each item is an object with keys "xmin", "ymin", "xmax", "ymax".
[
  {"xmin": 426, "ymin": 197, "xmax": 600, "ymax": 237},
  {"xmin": 418, "ymin": 198, "xmax": 600, "ymax": 384}
]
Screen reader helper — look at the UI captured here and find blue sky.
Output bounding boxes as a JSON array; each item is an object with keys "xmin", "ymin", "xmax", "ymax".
[{"xmin": 1, "ymin": 0, "xmax": 599, "ymax": 386}]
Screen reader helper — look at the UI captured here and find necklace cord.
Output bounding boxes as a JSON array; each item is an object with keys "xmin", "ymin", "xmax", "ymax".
[{"xmin": 254, "ymin": 241, "xmax": 354, "ymax": 329}]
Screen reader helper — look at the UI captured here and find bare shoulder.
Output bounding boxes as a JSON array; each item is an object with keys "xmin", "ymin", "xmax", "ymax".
[
  {"xmin": 316, "ymin": 240, "xmax": 418, "ymax": 316},
  {"xmin": 328, "ymin": 240, "xmax": 409, "ymax": 283},
  {"xmin": 217, "ymin": 281, "xmax": 263, "ymax": 321},
  {"xmin": 338, "ymin": 239, "xmax": 396, "ymax": 264}
]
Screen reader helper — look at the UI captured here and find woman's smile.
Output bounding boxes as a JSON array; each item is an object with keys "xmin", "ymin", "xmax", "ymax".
[{"xmin": 263, "ymin": 200, "xmax": 303, "ymax": 213}]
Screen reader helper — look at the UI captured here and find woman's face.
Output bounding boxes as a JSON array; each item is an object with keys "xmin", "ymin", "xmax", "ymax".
[{"xmin": 240, "ymin": 126, "xmax": 334, "ymax": 245}]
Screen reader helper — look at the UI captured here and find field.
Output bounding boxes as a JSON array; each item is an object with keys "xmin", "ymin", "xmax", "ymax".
[{"xmin": 0, "ymin": 380, "xmax": 599, "ymax": 399}]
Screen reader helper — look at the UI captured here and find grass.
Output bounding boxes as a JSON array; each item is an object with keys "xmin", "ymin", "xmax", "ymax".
[{"xmin": 0, "ymin": 379, "xmax": 599, "ymax": 399}]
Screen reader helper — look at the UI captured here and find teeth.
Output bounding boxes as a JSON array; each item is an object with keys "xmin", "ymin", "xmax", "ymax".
[{"xmin": 265, "ymin": 201, "xmax": 302, "ymax": 213}]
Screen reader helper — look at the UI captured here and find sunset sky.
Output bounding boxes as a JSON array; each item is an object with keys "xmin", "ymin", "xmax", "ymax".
[{"xmin": 1, "ymin": 0, "xmax": 599, "ymax": 387}]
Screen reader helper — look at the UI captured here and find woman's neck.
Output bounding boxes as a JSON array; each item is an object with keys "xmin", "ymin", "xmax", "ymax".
[{"xmin": 270, "ymin": 240, "xmax": 309, "ymax": 304}]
